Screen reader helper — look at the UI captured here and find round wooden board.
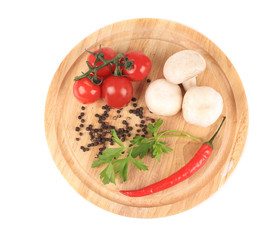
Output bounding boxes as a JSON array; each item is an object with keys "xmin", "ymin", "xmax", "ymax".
[{"xmin": 45, "ymin": 18, "xmax": 248, "ymax": 218}]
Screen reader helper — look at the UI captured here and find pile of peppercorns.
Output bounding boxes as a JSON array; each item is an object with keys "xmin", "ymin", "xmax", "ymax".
[{"xmin": 74, "ymin": 97, "xmax": 155, "ymax": 156}]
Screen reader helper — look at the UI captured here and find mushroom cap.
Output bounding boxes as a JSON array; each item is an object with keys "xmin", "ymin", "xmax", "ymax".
[
  {"xmin": 145, "ymin": 79, "xmax": 182, "ymax": 116},
  {"xmin": 182, "ymin": 86, "xmax": 223, "ymax": 127},
  {"xmin": 163, "ymin": 50, "xmax": 206, "ymax": 84}
]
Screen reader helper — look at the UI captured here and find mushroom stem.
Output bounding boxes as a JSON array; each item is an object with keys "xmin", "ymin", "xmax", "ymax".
[{"xmin": 182, "ymin": 77, "xmax": 197, "ymax": 91}]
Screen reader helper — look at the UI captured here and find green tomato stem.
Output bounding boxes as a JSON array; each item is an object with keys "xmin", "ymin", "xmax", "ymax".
[{"xmin": 74, "ymin": 47, "xmax": 133, "ymax": 83}]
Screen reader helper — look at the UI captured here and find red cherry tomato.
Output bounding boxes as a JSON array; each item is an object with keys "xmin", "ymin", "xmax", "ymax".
[
  {"xmin": 87, "ymin": 47, "xmax": 117, "ymax": 78},
  {"xmin": 102, "ymin": 76, "xmax": 133, "ymax": 108},
  {"xmin": 122, "ymin": 51, "xmax": 152, "ymax": 81},
  {"xmin": 73, "ymin": 77, "xmax": 101, "ymax": 104}
]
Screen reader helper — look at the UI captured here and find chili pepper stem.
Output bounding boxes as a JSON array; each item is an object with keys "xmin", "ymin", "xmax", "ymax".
[{"xmin": 205, "ymin": 116, "xmax": 226, "ymax": 149}]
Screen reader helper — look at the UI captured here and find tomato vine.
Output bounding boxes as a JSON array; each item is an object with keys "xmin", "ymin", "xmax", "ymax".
[{"xmin": 74, "ymin": 45, "xmax": 134, "ymax": 85}]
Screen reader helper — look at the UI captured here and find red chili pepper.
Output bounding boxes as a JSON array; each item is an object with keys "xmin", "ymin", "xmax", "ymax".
[{"xmin": 120, "ymin": 117, "xmax": 226, "ymax": 197}]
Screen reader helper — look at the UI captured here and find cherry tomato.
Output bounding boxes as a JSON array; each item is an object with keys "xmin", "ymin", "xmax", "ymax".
[
  {"xmin": 87, "ymin": 47, "xmax": 117, "ymax": 78},
  {"xmin": 102, "ymin": 76, "xmax": 133, "ymax": 108},
  {"xmin": 122, "ymin": 51, "xmax": 152, "ymax": 81},
  {"xmin": 73, "ymin": 77, "xmax": 101, "ymax": 104}
]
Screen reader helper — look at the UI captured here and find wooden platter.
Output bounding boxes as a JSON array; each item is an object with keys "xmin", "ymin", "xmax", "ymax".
[{"xmin": 45, "ymin": 18, "xmax": 248, "ymax": 218}]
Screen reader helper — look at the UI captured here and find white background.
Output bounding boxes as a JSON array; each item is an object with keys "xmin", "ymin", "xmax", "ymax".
[{"xmin": 1, "ymin": 0, "xmax": 277, "ymax": 239}]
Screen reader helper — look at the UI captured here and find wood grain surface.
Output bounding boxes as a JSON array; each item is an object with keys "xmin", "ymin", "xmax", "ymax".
[{"xmin": 44, "ymin": 18, "xmax": 248, "ymax": 218}]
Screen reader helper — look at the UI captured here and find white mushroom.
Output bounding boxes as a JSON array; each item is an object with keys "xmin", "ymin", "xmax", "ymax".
[
  {"xmin": 182, "ymin": 86, "xmax": 223, "ymax": 127},
  {"xmin": 145, "ymin": 79, "xmax": 182, "ymax": 116},
  {"xmin": 163, "ymin": 50, "xmax": 206, "ymax": 90}
]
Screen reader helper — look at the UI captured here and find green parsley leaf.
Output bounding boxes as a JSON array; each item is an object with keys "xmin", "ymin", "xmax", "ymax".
[
  {"xmin": 131, "ymin": 157, "xmax": 148, "ymax": 171},
  {"xmin": 130, "ymin": 135, "xmax": 145, "ymax": 145},
  {"xmin": 100, "ymin": 162, "xmax": 116, "ymax": 185},
  {"xmin": 147, "ymin": 119, "xmax": 163, "ymax": 137},
  {"xmin": 159, "ymin": 141, "xmax": 173, "ymax": 153},
  {"xmin": 114, "ymin": 157, "xmax": 130, "ymax": 182},
  {"xmin": 114, "ymin": 155, "xmax": 148, "ymax": 182},
  {"xmin": 131, "ymin": 142, "xmax": 154, "ymax": 159},
  {"xmin": 91, "ymin": 147, "xmax": 123, "ymax": 168},
  {"xmin": 151, "ymin": 141, "xmax": 173, "ymax": 162},
  {"xmin": 110, "ymin": 129, "xmax": 125, "ymax": 148}
]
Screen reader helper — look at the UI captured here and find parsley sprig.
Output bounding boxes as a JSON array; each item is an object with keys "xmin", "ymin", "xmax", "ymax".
[{"xmin": 92, "ymin": 119, "xmax": 200, "ymax": 185}]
